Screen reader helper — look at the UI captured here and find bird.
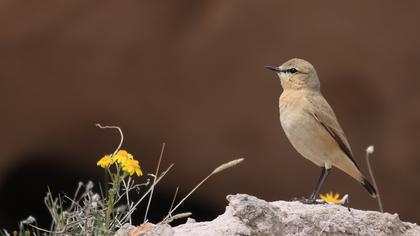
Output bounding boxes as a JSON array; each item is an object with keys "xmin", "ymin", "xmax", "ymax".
[{"xmin": 265, "ymin": 58, "xmax": 376, "ymax": 203}]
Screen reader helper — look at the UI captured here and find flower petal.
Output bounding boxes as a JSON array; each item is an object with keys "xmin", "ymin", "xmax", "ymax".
[{"xmin": 97, "ymin": 155, "xmax": 114, "ymax": 168}]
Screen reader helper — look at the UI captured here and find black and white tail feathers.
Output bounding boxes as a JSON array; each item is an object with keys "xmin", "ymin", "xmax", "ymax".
[{"xmin": 362, "ymin": 177, "xmax": 377, "ymax": 198}]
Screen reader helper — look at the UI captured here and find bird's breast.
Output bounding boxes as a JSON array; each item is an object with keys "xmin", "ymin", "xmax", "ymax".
[{"xmin": 279, "ymin": 101, "xmax": 337, "ymax": 167}]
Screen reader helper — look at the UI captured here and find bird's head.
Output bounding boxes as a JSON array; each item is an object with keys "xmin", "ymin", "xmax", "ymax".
[{"xmin": 265, "ymin": 58, "xmax": 320, "ymax": 91}]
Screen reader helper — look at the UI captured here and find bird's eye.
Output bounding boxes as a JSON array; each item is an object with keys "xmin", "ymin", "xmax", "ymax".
[{"xmin": 289, "ymin": 68, "xmax": 298, "ymax": 73}]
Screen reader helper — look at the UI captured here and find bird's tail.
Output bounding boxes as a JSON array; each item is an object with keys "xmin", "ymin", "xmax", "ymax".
[{"xmin": 362, "ymin": 177, "xmax": 377, "ymax": 198}]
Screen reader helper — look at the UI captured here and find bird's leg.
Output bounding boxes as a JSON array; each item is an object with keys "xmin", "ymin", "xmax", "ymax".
[
  {"xmin": 309, "ymin": 167, "xmax": 330, "ymax": 200},
  {"xmin": 292, "ymin": 167, "xmax": 330, "ymax": 204}
]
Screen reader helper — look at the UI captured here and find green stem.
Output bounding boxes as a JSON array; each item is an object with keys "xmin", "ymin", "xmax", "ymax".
[{"xmin": 104, "ymin": 166, "xmax": 122, "ymax": 235}]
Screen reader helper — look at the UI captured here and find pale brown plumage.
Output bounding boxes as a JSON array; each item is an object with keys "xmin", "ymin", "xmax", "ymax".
[{"xmin": 266, "ymin": 58, "xmax": 376, "ymax": 199}]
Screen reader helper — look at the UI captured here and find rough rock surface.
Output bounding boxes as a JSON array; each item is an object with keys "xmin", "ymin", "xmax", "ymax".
[{"xmin": 117, "ymin": 194, "xmax": 420, "ymax": 236}]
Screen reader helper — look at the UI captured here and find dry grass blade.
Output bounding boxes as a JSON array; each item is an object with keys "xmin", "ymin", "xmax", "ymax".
[
  {"xmin": 119, "ymin": 163, "xmax": 174, "ymax": 224},
  {"xmin": 29, "ymin": 224, "xmax": 65, "ymax": 235},
  {"xmin": 144, "ymin": 142, "xmax": 166, "ymax": 222},
  {"xmin": 162, "ymin": 212, "xmax": 192, "ymax": 224},
  {"xmin": 167, "ymin": 187, "xmax": 179, "ymax": 216},
  {"xmin": 212, "ymin": 158, "xmax": 244, "ymax": 174},
  {"xmin": 162, "ymin": 158, "xmax": 244, "ymax": 223}
]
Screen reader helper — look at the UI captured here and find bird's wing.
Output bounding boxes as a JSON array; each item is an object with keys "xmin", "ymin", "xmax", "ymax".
[{"xmin": 304, "ymin": 93, "xmax": 359, "ymax": 168}]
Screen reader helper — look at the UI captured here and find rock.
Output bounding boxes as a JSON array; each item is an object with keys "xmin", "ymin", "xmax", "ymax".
[
  {"xmin": 185, "ymin": 218, "xmax": 197, "ymax": 224},
  {"xmin": 114, "ymin": 223, "xmax": 135, "ymax": 236},
  {"xmin": 116, "ymin": 194, "xmax": 420, "ymax": 236},
  {"xmin": 114, "ymin": 223, "xmax": 174, "ymax": 236},
  {"xmin": 140, "ymin": 224, "xmax": 173, "ymax": 236}
]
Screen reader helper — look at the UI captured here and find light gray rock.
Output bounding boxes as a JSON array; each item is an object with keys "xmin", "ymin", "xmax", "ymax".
[
  {"xmin": 114, "ymin": 223, "xmax": 135, "ymax": 236},
  {"xmin": 142, "ymin": 224, "xmax": 174, "ymax": 236},
  {"xmin": 116, "ymin": 194, "xmax": 420, "ymax": 236}
]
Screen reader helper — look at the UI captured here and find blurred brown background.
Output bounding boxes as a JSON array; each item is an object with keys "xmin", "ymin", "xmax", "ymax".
[{"xmin": 1, "ymin": 0, "xmax": 420, "ymax": 230}]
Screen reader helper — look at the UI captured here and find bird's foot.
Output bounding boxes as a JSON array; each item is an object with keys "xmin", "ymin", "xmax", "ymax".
[{"xmin": 290, "ymin": 197, "xmax": 322, "ymax": 205}]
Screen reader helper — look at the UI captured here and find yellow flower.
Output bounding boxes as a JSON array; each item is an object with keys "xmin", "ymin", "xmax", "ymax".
[
  {"xmin": 319, "ymin": 192, "xmax": 342, "ymax": 204},
  {"xmin": 121, "ymin": 159, "xmax": 143, "ymax": 176},
  {"xmin": 113, "ymin": 150, "xmax": 134, "ymax": 164},
  {"xmin": 97, "ymin": 155, "xmax": 114, "ymax": 168}
]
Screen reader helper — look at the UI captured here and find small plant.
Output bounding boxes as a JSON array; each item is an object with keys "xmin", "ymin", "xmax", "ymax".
[
  {"xmin": 2, "ymin": 124, "xmax": 244, "ymax": 236},
  {"xmin": 97, "ymin": 149, "xmax": 143, "ymax": 232}
]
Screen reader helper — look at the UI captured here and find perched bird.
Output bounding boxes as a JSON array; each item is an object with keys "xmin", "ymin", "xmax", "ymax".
[{"xmin": 265, "ymin": 58, "xmax": 376, "ymax": 203}]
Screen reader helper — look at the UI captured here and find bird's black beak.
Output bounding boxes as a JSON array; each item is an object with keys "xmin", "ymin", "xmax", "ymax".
[{"xmin": 265, "ymin": 65, "xmax": 282, "ymax": 73}]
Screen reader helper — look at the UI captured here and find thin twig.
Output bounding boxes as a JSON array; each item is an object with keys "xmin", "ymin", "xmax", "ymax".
[
  {"xmin": 29, "ymin": 224, "xmax": 66, "ymax": 235},
  {"xmin": 95, "ymin": 123, "xmax": 124, "ymax": 156},
  {"xmin": 365, "ymin": 145, "xmax": 384, "ymax": 212},
  {"xmin": 63, "ymin": 195, "xmax": 82, "ymax": 210},
  {"xmin": 68, "ymin": 182, "xmax": 83, "ymax": 212},
  {"xmin": 168, "ymin": 187, "xmax": 179, "ymax": 217},
  {"xmin": 119, "ymin": 164, "xmax": 174, "ymax": 224},
  {"xmin": 114, "ymin": 179, "xmax": 150, "ymax": 204},
  {"xmin": 144, "ymin": 142, "xmax": 166, "ymax": 222},
  {"xmin": 122, "ymin": 177, "xmax": 132, "ymax": 224}
]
